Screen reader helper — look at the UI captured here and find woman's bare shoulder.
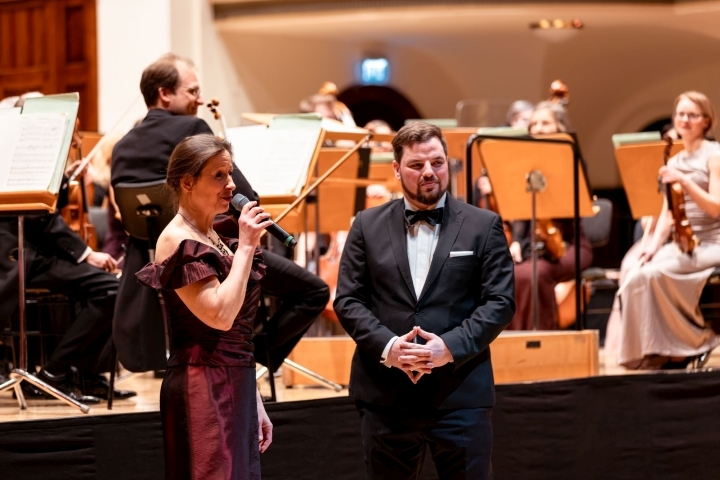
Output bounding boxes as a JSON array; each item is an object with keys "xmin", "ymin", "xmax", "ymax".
[{"xmin": 155, "ymin": 221, "xmax": 194, "ymax": 264}]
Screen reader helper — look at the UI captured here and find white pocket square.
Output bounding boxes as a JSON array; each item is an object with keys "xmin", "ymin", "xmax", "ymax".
[{"xmin": 449, "ymin": 251, "xmax": 473, "ymax": 257}]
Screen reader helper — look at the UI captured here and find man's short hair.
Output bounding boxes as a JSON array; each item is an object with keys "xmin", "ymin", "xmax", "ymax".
[
  {"xmin": 140, "ymin": 53, "xmax": 195, "ymax": 107},
  {"xmin": 391, "ymin": 122, "xmax": 448, "ymax": 163}
]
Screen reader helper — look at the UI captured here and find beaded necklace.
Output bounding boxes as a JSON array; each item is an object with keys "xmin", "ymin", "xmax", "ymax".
[{"xmin": 178, "ymin": 213, "xmax": 232, "ymax": 256}]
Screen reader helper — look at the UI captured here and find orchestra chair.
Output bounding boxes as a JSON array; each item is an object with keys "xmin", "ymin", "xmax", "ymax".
[
  {"xmin": 113, "ymin": 180, "xmax": 177, "ymax": 407},
  {"xmin": 2, "ymin": 291, "xmax": 74, "ymax": 379},
  {"xmin": 89, "ymin": 206, "xmax": 108, "ymax": 248},
  {"xmin": 561, "ymin": 198, "xmax": 614, "ymax": 333}
]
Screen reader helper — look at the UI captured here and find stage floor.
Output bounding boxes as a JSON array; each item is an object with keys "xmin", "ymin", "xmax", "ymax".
[{"xmin": 2, "ymin": 347, "xmax": 719, "ymax": 423}]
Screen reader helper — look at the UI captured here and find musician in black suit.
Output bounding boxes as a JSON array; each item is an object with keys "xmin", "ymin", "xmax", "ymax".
[
  {"xmin": 111, "ymin": 53, "xmax": 328, "ymax": 372},
  {"xmin": 334, "ymin": 122, "xmax": 515, "ymax": 479},
  {"xmin": 0, "ymin": 179, "xmax": 134, "ymax": 402}
]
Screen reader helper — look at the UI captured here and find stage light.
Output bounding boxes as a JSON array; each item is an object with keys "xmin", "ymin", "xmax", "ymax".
[{"xmin": 530, "ymin": 19, "xmax": 584, "ymax": 43}]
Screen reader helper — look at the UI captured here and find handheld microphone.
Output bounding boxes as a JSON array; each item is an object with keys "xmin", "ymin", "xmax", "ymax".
[{"xmin": 230, "ymin": 194, "xmax": 297, "ymax": 248}]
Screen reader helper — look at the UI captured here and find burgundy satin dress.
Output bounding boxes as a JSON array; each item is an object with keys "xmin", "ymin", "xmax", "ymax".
[{"xmin": 136, "ymin": 239, "xmax": 265, "ymax": 480}]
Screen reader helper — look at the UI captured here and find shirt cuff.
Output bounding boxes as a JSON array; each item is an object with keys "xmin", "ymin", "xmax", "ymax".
[
  {"xmin": 380, "ymin": 336, "xmax": 399, "ymax": 367},
  {"xmin": 77, "ymin": 247, "xmax": 92, "ymax": 264}
]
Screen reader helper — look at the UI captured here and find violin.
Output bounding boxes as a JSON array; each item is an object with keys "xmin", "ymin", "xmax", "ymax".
[
  {"xmin": 532, "ymin": 79, "xmax": 571, "ymax": 261},
  {"xmin": 62, "ymin": 119, "xmax": 97, "ymax": 250},
  {"xmin": 662, "ymin": 134, "xmax": 698, "ymax": 254},
  {"xmin": 476, "ymin": 173, "xmax": 513, "ymax": 244},
  {"xmin": 535, "ymin": 219, "xmax": 566, "ymax": 260}
]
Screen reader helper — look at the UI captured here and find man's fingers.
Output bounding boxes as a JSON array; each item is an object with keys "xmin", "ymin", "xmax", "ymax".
[
  {"xmin": 398, "ymin": 342, "xmax": 431, "ymax": 351},
  {"xmin": 415, "ymin": 328, "xmax": 435, "ymax": 340},
  {"xmin": 398, "ymin": 356, "xmax": 434, "ymax": 366},
  {"xmin": 403, "ymin": 369, "xmax": 418, "ymax": 384},
  {"xmin": 401, "ymin": 362, "xmax": 433, "ymax": 372},
  {"xmin": 398, "ymin": 349, "xmax": 432, "ymax": 358},
  {"xmin": 403, "ymin": 327, "xmax": 419, "ymax": 342}
]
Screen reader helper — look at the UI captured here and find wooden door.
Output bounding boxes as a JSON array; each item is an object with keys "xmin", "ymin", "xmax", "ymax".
[{"xmin": 0, "ymin": 0, "xmax": 97, "ymax": 130}]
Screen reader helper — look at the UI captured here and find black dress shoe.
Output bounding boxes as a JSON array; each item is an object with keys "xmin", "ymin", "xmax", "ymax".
[
  {"xmin": 661, "ymin": 357, "xmax": 693, "ymax": 370},
  {"xmin": 11, "ymin": 377, "xmax": 44, "ymax": 400},
  {"xmin": 696, "ymin": 349, "xmax": 713, "ymax": 369},
  {"xmin": 36, "ymin": 369, "xmax": 101, "ymax": 404},
  {"xmin": 81, "ymin": 373, "xmax": 136, "ymax": 400}
]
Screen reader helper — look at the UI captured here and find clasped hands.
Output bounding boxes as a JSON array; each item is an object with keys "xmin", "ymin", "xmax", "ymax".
[{"xmin": 386, "ymin": 326, "xmax": 453, "ymax": 384}]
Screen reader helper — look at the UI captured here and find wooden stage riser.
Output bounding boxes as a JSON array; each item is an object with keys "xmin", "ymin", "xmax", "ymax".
[{"xmin": 284, "ymin": 331, "xmax": 599, "ymax": 386}]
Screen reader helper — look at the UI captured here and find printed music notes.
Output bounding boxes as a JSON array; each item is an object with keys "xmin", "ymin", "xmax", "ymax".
[
  {"xmin": 0, "ymin": 112, "xmax": 67, "ymax": 191},
  {"xmin": 225, "ymin": 124, "xmax": 322, "ymax": 197}
]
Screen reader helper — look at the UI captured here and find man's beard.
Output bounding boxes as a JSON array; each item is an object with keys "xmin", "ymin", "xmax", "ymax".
[{"xmin": 401, "ymin": 176, "xmax": 446, "ymax": 207}]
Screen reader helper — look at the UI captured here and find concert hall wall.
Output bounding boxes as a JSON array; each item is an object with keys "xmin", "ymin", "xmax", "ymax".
[{"xmin": 88, "ymin": 2, "xmax": 720, "ymax": 191}]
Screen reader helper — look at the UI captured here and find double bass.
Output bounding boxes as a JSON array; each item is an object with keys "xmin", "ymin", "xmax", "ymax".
[
  {"xmin": 662, "ymin": 134, "xmax": 698, "ymax": 254},
  {"xmin": 533, "ymin": 80, "xmax": 570, "ymax": 261}
]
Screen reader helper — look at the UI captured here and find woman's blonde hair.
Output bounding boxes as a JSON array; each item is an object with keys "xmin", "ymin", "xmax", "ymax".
[{"xmin": 674, "ymin": 91, "xmax": 716, "ymax": 136}]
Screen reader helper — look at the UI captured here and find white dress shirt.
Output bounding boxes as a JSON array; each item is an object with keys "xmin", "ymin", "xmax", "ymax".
[{"xmin": 380, "ymin": 193, "xmax": 446, "ymax": 365}]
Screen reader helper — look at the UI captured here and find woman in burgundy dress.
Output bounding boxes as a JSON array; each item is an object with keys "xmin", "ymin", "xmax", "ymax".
[{"xmin": 136, "ymin": 134, "xmax": 273, "ymax": 479}]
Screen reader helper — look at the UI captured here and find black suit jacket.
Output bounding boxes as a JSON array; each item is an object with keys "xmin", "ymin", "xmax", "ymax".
[
  {"xmin": 333, "ymin": 195, "xmax": 515, "ymax": 409},
  {"xmin": 111, "ymin": 109, "xmax": 258, "ymax": 201}
]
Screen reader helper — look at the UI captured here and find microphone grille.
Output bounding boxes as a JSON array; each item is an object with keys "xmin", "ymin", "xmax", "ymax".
[{"xmin": 231, "ymin": 194, "xmax": 249, "ymax": 210}]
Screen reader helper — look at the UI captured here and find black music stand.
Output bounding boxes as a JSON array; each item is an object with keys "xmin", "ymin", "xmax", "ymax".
[
  {"xmin": 0, "ymin": 213, "xmax": 90, "ymax": 413},
  {"xmin": 465, "ymin": 134, "xmax": 594, "ymax": 330}
]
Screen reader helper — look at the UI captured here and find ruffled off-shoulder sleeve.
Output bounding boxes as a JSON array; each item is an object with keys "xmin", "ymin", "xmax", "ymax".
[{"xmin": 136, "ymin": 240, "xmax": 228, "ymax": 291}]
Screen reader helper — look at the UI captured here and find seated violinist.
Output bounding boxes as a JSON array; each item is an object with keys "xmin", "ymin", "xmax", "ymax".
[
  {"xmin": 614, "ymin": 91, "xmax": 720, "ymax": 369},
  {"xmin": 506, "ymin": 101, "xmax": 593, "ymax": 330}
]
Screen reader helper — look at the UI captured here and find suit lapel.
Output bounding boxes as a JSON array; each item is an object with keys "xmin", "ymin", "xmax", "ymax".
[
  {"xmin": 418, "ymin": 196, "xmax": 464, "ymax": 302},
  {"xmin": 387, "ymin": 200, "xmax": 417, "ymax": 302}
]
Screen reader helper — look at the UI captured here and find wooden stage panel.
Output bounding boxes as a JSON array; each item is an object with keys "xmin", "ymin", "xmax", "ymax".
[
  {"xmin": 283, "ymin": 336, "xmax": 355, "ymax": 387},
  {"xmin": 281, "ymin": 330, "xmax": 599, "ymax": 387},
  {"xmin": 491, "ymin": 330, "xmax": 599, "ymax": 383}
]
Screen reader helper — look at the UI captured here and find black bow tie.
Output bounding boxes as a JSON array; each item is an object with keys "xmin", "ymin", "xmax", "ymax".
[{"xmin": 405, "ymin": 208, "xmax": 444, "ymax": 227}]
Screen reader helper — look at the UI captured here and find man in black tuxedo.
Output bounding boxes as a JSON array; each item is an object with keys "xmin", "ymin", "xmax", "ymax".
[
  {"xmin": 334, "ymin": 122, "xmax": 515, "ymax": 479},
  {"xmin": 111, "ymin": 53, "xmax": 328, "ymax": 373}
]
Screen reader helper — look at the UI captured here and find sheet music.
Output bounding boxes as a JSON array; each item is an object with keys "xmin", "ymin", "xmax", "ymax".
[
  {"xmin": 226, "ymin": 125, "xmax": 321, "ymax": 197},
  {"xmin": 0, "ymin": 113, "xmax": 67, "ymax": 192}
]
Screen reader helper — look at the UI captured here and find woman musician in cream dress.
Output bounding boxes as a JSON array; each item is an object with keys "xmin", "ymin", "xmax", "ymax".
[{"xmin": 617, "ymin": 91, "xmax": 720, "ymax": 369}]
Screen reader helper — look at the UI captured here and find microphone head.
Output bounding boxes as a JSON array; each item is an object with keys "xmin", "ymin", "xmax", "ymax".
[{"xmin": 230, "ymin": 194, "xmax": 249, "ymax": 212}]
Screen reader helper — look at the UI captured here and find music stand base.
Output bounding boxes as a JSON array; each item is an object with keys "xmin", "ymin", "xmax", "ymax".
[
  {"xmin": 8, "ymin": 370, "xmax": 90, "ymax": 413},
  {"xmin": 0, "ymin": 377, "xmax": 25, "ymax": 409},
  {"xmin": 283, "ymin": 359, "xmax": 343, "ymax": 392}
]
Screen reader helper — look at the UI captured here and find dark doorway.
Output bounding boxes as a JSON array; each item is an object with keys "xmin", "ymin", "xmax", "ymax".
[
  {"xmin": 337, "ymin": 85, "xmax": 421, "ymax": 131},
  {"xmin": 641, "ymin": 117, "xmax": 673, "ymax": 133}
]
